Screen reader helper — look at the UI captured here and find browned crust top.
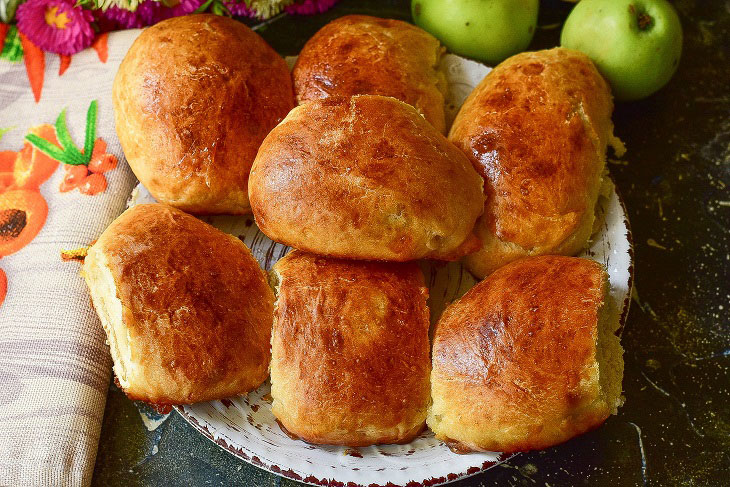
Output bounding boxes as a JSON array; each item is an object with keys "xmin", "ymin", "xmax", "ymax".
[
  {"xmin": 249, "ymin": 95, "xmax": 484, "ymax": 262},
  {"xmin": 432, "ymin": 256, "xmax": 608, "ymax": 451},
  {"xmin": 293, "ymin": 14, "xmax": 447, "ymax": 132},
  {"xmin": 113, "ymin": 14, "xmax": 295, "ymax": 214},
  {"xmin": 271, "ymin": 250, "xmax": 431, "ymax": 445},
  {"xmin": 449, "ymin": 48, "xmax": 614, "ymax": 251},
  {"xmin": 95, "ymin": 203, "xmax": 274, "ymax": 403}
]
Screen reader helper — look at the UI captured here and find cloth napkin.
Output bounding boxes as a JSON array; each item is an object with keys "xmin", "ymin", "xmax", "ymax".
[{"xmin": 0, "ymin": 30, "xmax": 142, "ymax": 486}]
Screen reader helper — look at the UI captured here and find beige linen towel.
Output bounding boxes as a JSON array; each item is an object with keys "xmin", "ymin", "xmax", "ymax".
[{"xmin": 0, "ymin": 30, "xmax": 141, "ymax": 486}]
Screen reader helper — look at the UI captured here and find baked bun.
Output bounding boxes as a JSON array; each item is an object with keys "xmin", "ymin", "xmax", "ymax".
[
  {"xmin": 113, "ymin": 14, "xmax": 295, "ymax": 215},
  {"xmin": 270, "ymin": 250, "xmax": 431, "ymax": 446},
  {"xmin": 428, "ymin": 255, "xmax": 624, "ymax": 453},
  {"xmin": 293, "ymin": 15, "xmax": 447, "ymax": 133},
  {"xmin": 249, "ymin": 95, "xmax": 484, "ymax": 262},
  {"xmin": 449, "ymin": 48, "xmax": 623, "ymax": 278},
  {"xmin": 83, "ymin": 203, "xmax": 274, "ymax": 404}
]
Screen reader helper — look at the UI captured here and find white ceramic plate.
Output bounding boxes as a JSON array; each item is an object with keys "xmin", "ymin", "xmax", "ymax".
[{"xmin": 128, "ymin": 54, "xmax": 633, "ymax": 487}]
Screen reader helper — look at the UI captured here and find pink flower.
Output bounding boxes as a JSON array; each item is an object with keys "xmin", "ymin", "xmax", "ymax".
[
  {"xmin": 137, "ymin": 0, "xmax": 203, "ymax": 25},
  {"xmin": 136, "ymin": 0, "xmax": 169, "ymax": 25},
  {"xmin": 284, "ymin": 0, "xmax": 339, "ymax": 15},
  {"xmin": 98, "ymin": 6, "xmax": 145, "ymax": 30},
  {"xmin": 224, "ymin": 1, "xmax": 258, "ymax": 18},
  {"xmin": 98, "ymin": 0, "xmax": 203, "ymax": 32},
  {"xmin": 169, "ymin": 0, "xmax": 205, "ymax": 17},
  {"xmin": 16, "ymin": 0, "xmax": 95, "ymax": 55}
]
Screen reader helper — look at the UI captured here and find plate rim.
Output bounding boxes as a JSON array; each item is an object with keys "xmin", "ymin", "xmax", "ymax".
[
  {"xmin": 172, "ymin": 186, "xmax": 634, "ymax": 487},
  {"xmin": 174, "ymin": 406, "xmax": 516, "ymax": 487}
]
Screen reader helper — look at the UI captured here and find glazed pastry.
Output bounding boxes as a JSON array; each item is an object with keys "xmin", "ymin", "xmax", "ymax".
[
  {"xmin": 293, "ymin": 15, "xmax": 447, "ymax": 132},
  {"xmin": 113, "ymin": 14, "xmax": 295, "ymax": 215},
  {"xmin": 428, "ymin": 255, "xmax": 624, "ymax": 453},
  {"xmin": 83, "ymin": 204, "xmax": 274, "ymax": 404},
  {"xmin": 270, "ymin": 250, "xmax": 431, "ymax": 446},
  {"xmin": 249, "ymin": 95, "xmax": 484, "ymax": 262},
  {"xmin": 449, "ymin": 48, "xmax": 624, "ymax": 278}
]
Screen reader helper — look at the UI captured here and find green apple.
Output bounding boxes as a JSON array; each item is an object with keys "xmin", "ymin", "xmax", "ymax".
[
  {"xmin": 412, "ymin": 0, "xmax": 539, "ymax": 65},
  {"xmin": 561, "ymin": 0, "xmax": 683, "ymax": 100}
]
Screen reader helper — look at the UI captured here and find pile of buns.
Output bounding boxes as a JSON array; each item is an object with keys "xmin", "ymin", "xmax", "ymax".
[{"xmin": 84, "ymin": 13, "xmax": 625, "ymax": 454}]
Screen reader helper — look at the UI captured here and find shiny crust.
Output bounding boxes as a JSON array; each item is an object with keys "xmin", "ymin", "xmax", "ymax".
[
  {"xmin": 113, "ymin": 14, "xmax": 295, "ymax": 215},
  {"xmin": 449, "ymin": 48, "xmax": 616, "ymax": 278},
  {"xmin": 270, "ymin": 250, "xmax": 431, "ymax": 446},
  {"xmin": 293, "ymin": 15, "xmax": 447, "ymax": 133},
  {"xmin": 428, "ymin": 256, "xmax": 620, "ymax": 453},
  {"xmin": 84, "ymin": 204, "xmax": 274, "ymax": 404},
  {"xmin": 249, "ymin": 95, "xmax": 484, "ymax": 262}
]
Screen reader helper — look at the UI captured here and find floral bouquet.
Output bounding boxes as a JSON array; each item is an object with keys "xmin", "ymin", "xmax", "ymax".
[
  {"xmin": 0, "ymin": 0, "xmax": 337, "ymax": 102},
  {"xmin": 1, "ymin": 0, "xmax": 337, "ymax": 59}
]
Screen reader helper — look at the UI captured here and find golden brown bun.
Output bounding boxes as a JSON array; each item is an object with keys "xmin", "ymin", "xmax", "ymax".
[
  {"xmin": 113, "ymin": 14, "xmax": 295, "ymax": 215},
  {"xmin": 449, "ymin": 48, "xmax": 619, "ymax": 278},
  {"xmin": 428, "ymin": 255, "xmax": 624, "ymax": 453},
  {"xmin": 270, "ymin": 250, "xmax": 431, "ymax": 446},
  {"xmin": 293, "ymin": 15, "xmax": 447, "ymax": 133},
  {"xmin": 249, "ymin": 95, "xmax": 484, "ymax": 262},
  {"xmin": 83, "ymin": 203, "xmax": 274, "ymax": 405}
]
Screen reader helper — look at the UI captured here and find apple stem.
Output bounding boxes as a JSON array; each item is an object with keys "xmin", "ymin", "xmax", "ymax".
[{"xmin": 638, "ymin": 12, "xmax": 653, "ymax": 30}]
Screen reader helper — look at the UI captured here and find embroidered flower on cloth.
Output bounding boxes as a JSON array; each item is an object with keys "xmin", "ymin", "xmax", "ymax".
[{"xmin": 16, "ymin": 0, "xmax": 95, "ymax": 55}]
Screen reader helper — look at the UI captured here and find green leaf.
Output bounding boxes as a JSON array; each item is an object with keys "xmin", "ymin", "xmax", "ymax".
[
  {"xmin": 73, "ymin": 0, "xmax": 143, "ymax": 11},
  {"xmin": 194, "ymin": 0, "xmax": 215, "ymax": 13},
  {"xmin": 210, "ymin": 0, "xmax": 232, "ymax": 16},
  {"xmin": 84, "ymin": 100, "xmax": 98, "ymax": 159},
  {"xmin": 0, "ymin": 0, "xmax": 24, "ymax": 23},
  {"xmin": 24, "ymin": 134, "xmax": 85, "ymax": 165},
  {"xmin": 0, "ymin": 26, "xmax": 22, "ymax": 63},
  {"xmin": 54, "ymin": 108, "xmax": 87, "ymax": 164}
]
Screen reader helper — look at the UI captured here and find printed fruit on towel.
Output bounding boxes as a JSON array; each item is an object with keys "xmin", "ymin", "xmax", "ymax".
[
  {"xmin": 59, "ymin": 165, "xmax": 88, "ymax": 192},
  {"xmin": 13, "ymin": 124, "xmax": 60, "ymax": 189},
  {"xmin": 0, "ymin": 151, "xmax": 16, "ymax": 191},
  {"xmin": 0, "ymin": 189, "xmax": 48, "ymax": 257},
  {"xmin": 87, "ymin": 139, "xmax": 117, "ymax": 173}
]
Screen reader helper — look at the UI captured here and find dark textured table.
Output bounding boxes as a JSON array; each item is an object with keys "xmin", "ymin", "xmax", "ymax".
[{"xmin": 92, "ymin": 1, "xmax": 730, "ymax": 485}]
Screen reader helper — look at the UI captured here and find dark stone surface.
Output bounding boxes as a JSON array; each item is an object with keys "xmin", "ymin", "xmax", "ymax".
[{"xmin": 92, "ymin": 1, "xmax": 730, "ymax": 485}]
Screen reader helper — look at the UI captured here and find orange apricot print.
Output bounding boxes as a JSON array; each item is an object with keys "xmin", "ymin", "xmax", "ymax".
[
  {"xmin": 89, "ymin": 138, "xmax": 106, "ymax": 157},
  {"xmin": 0, "ymin": 151, "xmax": 15, "ymax": 172},
  {"xmin": 87, "ymin": 154, "xmax": 117, "ymax": 173},
  {"xmin": 0, "ymin": 174, "xmax": 14, "ymax": 192},
  {"xmin": 59, "ymin": 165, "xmax": 88, "ymax": 192},
  {"xmin": 0, "ymin": 151, "xmax": 16, "ymax": 192},
  {"xmin": 59, "ymin": 138, "xmax": 115, "ymax": 192},
  {"xmin": 0, "ymin": 189, "xmax": 48, "ymax": 258},
  {"xmin": 78, "ymin": 173, "xmax": 107, "ymax": 195},
  {"xmin": 0, "ymin": 102, "xmax": 115, "ymax": 308},
  {"xmin": 13, "ymin": 124, "xmax": 60, "ymax": 189}
]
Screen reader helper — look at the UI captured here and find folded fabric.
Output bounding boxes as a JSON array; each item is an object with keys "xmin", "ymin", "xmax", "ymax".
[{"xmin": 0, "ymin": 30, "xmax": 141, "ymax": 486}]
